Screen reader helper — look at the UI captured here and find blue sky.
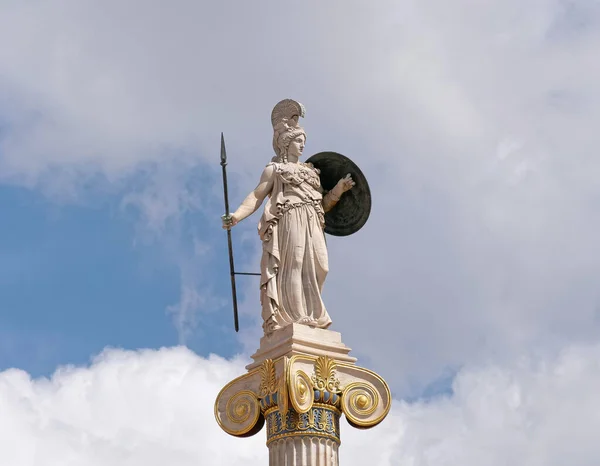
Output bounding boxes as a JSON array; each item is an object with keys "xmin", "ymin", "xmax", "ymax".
[{"xmin": 0, "ymin": 174, "xmax": 250, "ymax": 376}]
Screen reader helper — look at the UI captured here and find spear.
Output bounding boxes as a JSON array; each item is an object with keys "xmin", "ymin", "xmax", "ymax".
[
  {"xmin": 220, "ymin": 133, "xmax": 240, "ymax": 332},
  {"xmin": 220, "ymin": 134, "xmax": 261, "ymax": 332}
]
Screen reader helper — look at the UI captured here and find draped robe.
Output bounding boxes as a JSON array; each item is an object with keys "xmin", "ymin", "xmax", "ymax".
[{"xmin": 258, "ymin": 161, "xmax": 332, "ymax": 334}]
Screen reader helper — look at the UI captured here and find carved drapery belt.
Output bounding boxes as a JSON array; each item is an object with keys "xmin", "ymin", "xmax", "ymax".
[
  {"xmin": 277, "ymin": 199, "xmax": 325, "ymax": 226},
  {"xmin": 263, "ymin": 199, "xmax": 325, "ymax": 243}
]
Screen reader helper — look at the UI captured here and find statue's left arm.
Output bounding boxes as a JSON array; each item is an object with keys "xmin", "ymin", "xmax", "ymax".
[{"xmin": 323, "ymin": 174, "xmax": 355, "ymax": 213}]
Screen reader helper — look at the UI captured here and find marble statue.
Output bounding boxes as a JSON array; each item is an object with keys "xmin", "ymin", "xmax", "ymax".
[{"xmin": 222, "ymin": 99, "xmax": 355, "ymax": 335}]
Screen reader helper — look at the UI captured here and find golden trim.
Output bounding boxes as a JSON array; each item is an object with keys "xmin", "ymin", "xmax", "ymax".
[
  {"xmin": 277, "ymin": 356, "xmax": 289, "ymax": 417},
  {"xmin": 338, "ymin": 361, "xmax": 392, "ymax": 427},
  {"xmin": 226, "ymin": 390, "xmax": 253, "ymax": 423},
  {"xmin": 215, "ymin": 389, "xmax": 261, "ymax": 436},
  {"xmin": 264, "ymin": 402, "xmax": 341, "ymax": 417},
  {"xmin": 288, "ymin": 369, "xmax": 314, "ymax": 414},
  {"xmin": 347, "ymin": 383, "xmax": 378, "ymax": 416},
  {"xmin": 214, "ymin": 368, "xmax": 261, "ymax": 435},
  {"xmin": 264, "ymin": 405, "xmax": 280, "ymax": 417},
  {"xmin": 312, "ymin": 402, "xmax": 342, "ymax": 415},
  {"xmin": 266, "ymin": 430, "xmax": 341, "ymax": 446},
  {"xmin": 341, "ymin": 381, "xmax": 389, "ymax": 428}
]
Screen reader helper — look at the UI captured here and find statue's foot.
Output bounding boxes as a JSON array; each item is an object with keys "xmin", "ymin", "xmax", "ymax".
[{"xmin": 298, "ymin": 317, "xmax": 318, "ymax": 327}]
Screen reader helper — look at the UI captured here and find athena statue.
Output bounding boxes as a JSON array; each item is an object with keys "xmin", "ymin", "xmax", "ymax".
[{"xmin": 222, "ymin": 100, "xmax": 354, "ymax": 334}]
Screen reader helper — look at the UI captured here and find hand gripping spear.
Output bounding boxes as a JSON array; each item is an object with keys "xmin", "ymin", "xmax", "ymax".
[{"xmin": 220, "ymin": 133, "xmax": 260, "ymax": 332}]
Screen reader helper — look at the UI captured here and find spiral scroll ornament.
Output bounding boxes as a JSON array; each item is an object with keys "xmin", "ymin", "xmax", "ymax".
[
  {"xmin": 289, "ymin": 369, "xmax": 314, "ymax": 414},
  {"xmin": 341, "ymin": 382, "xmax": 387, "ymax": 428},
  {"xmin": 217, "ymin": 390, "xmax": 262, "ymax": 437}
]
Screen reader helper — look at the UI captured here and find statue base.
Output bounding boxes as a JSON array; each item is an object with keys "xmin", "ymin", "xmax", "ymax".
[
  {"xmin": 247, "ymin": 324, "xmax": 357, "ymax": 370},
  {"xmin": 215, "ymin": 324, "xmax": 391, "ymax": 466}
]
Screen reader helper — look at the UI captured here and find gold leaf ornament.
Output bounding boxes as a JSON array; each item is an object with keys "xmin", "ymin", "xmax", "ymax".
[
  {"xmin": 258, "ymin": 359, "xmax": 278, "ymax": 398},
  {"xmin": 312, "ymin": 356, "xmax": 341, "ymax": 393}
]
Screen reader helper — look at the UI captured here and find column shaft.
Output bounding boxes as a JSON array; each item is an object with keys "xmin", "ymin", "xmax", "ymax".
[{"xmin": 268, "ymin": 437, "xmax": 339, "ymax": 466}]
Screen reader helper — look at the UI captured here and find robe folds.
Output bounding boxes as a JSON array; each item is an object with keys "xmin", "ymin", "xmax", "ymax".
[{"xmin": 258, "ymin": 162, "xmax": 332, "ymax": 334}]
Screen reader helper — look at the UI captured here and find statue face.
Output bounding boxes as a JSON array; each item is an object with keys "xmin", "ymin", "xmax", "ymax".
[{"xmin": 287, "ymin": 135, "xmax": 306, "ymax": 159}]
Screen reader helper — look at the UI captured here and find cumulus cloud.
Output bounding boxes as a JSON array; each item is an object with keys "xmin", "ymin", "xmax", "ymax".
[
  {"xmin": 2, "ymin": 0, "xmax": 600, "ymax": 393},
  {"xmin": 0, "ymin": 344, "xmax": 599, "ymax": 465}
]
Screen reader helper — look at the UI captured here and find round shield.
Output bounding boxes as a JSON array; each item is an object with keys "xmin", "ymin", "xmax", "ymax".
[{"xmin": 305, "ymin": 151, "xmax": 371, "ymax": 236}]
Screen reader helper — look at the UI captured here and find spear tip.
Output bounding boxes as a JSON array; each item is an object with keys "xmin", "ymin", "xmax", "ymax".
[{"xmin": 220, "ymin": 132, "xmax": 227, "ymax": 165}]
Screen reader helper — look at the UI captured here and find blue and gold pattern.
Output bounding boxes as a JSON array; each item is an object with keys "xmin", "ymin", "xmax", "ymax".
[
  {"xmin": 258, "ymin": 356, "xmax": 343, "ymax": 444},
  {"xmin": 265, "ymin": 403, "xmax": 341, "ymax": 445},
  {"xmin": 260, "ymin": 392, "xmax": 279, "ymax": 411},
  {"xmin": 312, "ymin": 356, "xmax": 341, "ymax": 408},
  {"xmin": 314, "ymin": 388, "xmax": 340, "ymax": 406}
]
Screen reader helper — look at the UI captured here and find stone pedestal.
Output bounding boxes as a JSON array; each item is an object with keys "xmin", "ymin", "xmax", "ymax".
[
  {"xmin": 215, "ymin": 325, "xmax": 391, "ymax": 466},
  {"xmin": 246, "ymin": 324, "xmax": 357, "ymax": 370}
]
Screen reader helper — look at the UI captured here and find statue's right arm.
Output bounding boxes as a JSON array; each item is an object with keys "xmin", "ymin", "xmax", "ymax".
[{"xmin": 228, "ymin": 165, "xmax": 275, "ymax": 226}]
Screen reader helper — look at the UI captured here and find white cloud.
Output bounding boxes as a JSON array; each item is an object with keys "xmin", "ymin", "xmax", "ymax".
[
  {"xmin": 0, "ymin": 344, "xmax": 599, "ymax": 465},
  {"xmin": 306, "ymin": 0, "xmax": 600, "ymax": 392},
  {"xmin": 2, "ymin": 0, "xmax": 600, "ymax": 393}
]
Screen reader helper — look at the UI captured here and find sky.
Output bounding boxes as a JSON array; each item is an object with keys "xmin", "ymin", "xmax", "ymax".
[{"xmin": 1, "ymin": 0, "xmax": 600, "ymax": 464}]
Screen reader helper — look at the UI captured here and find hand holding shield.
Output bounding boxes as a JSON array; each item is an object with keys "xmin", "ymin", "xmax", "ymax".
[
  {"xmin": 334, "ymin": 174, "xmax": 356, "ymax": 195},
  {"xmin": 306, "ymin": 152, "xmax": 371, "ymax": 237}
]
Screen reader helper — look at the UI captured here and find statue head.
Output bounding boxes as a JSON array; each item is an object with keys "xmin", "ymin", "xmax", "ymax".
[
  {"xmin": 272, "ymin": 120, "xmax": 306, "ymax": 163},
  {"xmin": 270, "ymin": 99, "xmax": 306, "ymax": 163}
]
